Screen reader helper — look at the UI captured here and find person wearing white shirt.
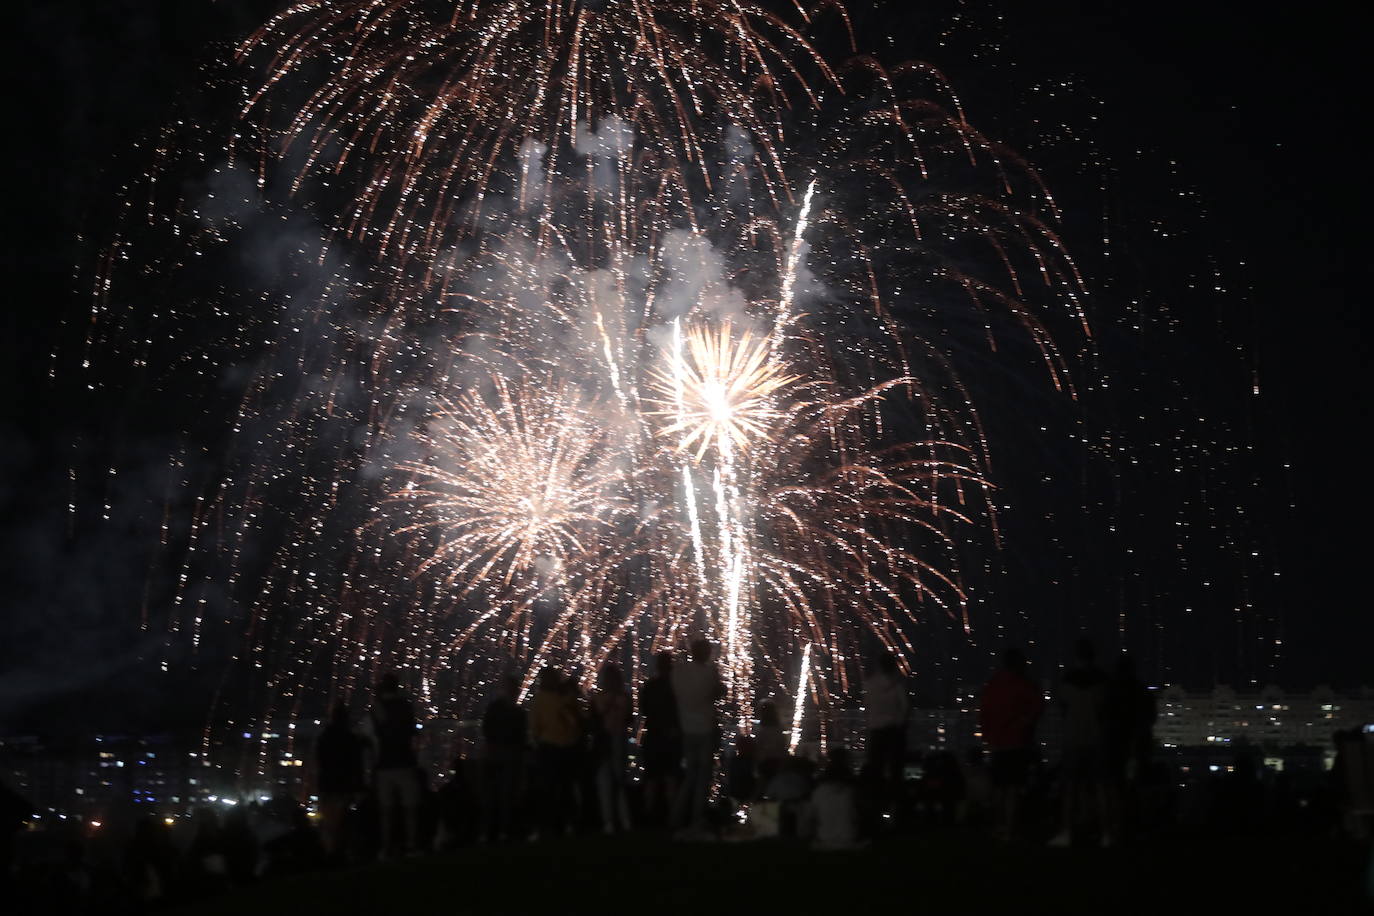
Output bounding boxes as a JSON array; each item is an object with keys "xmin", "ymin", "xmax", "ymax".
[
  {"xmin": 806, "ymin": 747, "xmax": 864, "ymax": 850},
  {"xmin": 671, "ymin": 638, "xmax": 725, "ymax": 833}
]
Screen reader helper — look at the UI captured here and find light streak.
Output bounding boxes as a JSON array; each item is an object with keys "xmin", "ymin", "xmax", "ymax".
[
  {"xmin": 789, "ymin": 643, "xmax": 813, "ymax": 755},
  {"xmin": 772, "ymin": 178, "xmax": 818, "ymax": 354}
]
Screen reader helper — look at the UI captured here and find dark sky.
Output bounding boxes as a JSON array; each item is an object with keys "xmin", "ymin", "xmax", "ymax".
[
  {"xmin": 3, "ymin": 1, "xmax": 1365, "ymax": 735},
  {"xmin": 983, "ymin": 1, "xmax": 1364, "ymax": 688}
]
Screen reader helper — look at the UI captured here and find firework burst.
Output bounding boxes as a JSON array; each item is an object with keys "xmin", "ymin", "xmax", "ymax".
[
  {"xmin": 391, "ymin": 378, "xmax": 626, "ymax": 591},
  {"xmin": 235, "ymin": 0, "xmax": 837, "ymax": 275},
  {"xmin": 86, "ymin": 1, "xmax": 1091, "ymax": 748},
  {"xmin": 650, "ymin": 320, "xmax": 798, "ymax": 461}
]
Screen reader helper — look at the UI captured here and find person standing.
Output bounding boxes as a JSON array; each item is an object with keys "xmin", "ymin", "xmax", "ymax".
[
  {"xmin": 671, "ymin": 638, "xmax": 725, "ymax": 835},
  {"xmin": 1103, "ymin": 654, "xmax": 1155, "ymax": 839},
  {"xmin": 481, "ymin": 675, "xmax": 528, "ymax": 842},
  {"xmin": 978, "ymin": 648, "xmax": 1044, "ymax": 840},
  {"xmin": 529, "ymin": 668, "xmax": 582, "ymax": 838},
  {"xmin": 755, "ymin": 701, "xmax": 788, "ymax": 786},
  {"xmin": 864, "ymin": 653, "xmax": 910, "ymax": 809},
  {"xmin": 591, "ymin": 663, "xmax": 632, "ymax": 833},
  {"xmin": 1104, "ymin": 654, "xmax": 1155, "ymax": 785},
  {"xmin": 725, "ymin": 733, "xmax": 759, "ymax": 807},
  {"xmin": 315, "ymin": 701, "xmax": 367, "ymax": 859},
  {"xmin": 369, "ymin": 672, "xmax": 421, "ymax": 857},
  {"xmin": 639, "ymin": 651, "xmax": 681, "ymax": 826},
  {"xmin": 1049, "ymin": 638, "xmax": 1111, "ymax": 847}
]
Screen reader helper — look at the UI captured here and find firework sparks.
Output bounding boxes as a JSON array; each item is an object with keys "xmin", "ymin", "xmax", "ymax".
[
  {"xmin": 391, "ymin": 378, "xmax": 624, "ymax": 592},
  {"xmin": 651, "ymin": 320, "xmax": 798, "ymax": 461},
  {"xmin": 790, "ymin": 643, "xmax": 813, "ymax": 755},
  {"xmin": 86, "ymin": 1, "xmax": 1091, "ymax": 746}
]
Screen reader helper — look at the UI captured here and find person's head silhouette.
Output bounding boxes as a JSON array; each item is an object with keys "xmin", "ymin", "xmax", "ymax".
[
  {"xmin": 1002, "ymin": 647, "xmax": 1028, "ymax": 675},
  {"xmin": 1073, "ymin": 637, "xmax": 1096, "ymax": 667},
  {"xmin": 598, "ymin": 662, "xmax": 624, "ymax": 691},
  {"xmin": 823, "ymin": 746, "xmax": 852, "ymax": 781}
]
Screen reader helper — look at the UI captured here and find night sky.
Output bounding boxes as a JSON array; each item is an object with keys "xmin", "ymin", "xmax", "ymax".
[{"xmin": 4, "ymin": 1, "xmax": 1364, "ymax": 738}]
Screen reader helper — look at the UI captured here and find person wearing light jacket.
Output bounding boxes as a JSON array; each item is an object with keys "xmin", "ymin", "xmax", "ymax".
[{"xmin": 864, "ymin": 653, "xmax": 910, "ymax": 805}]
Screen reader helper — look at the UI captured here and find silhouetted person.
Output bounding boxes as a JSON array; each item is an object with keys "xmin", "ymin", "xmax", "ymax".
[
  {"xmin": 979, "ymin": 647, "xmax": 1044, "ymax": 839},
  {"xmin": 187, "ymin": 806, "xmax": 230, "ymax": 890},
  {"xmin": 369, "ymin": 672, "xmax": 421, "ymax": 857},
  {"xmin": 1049, "ymin": 638, "xmax": 1111, "ymax": 847},
  {"xmin": 0, "ymin": 778, "xmax": 30, "ymax": 880},
  {"xmin": 316, "ymin": 700, "xmax": 367, "ymax": 859},
  {"xmin": 755, "ymin": 701, "xmax": 788, "ymax": 785},
  {"xmin": 481, "ymin": 674, "xmax": 528, "ymax": 842},
  {"xmin": 591, "ymin": 663, "xmax": 632, "ymax": 833},
  {"xmin": 260, "ymin": 797, "xmax": 325, "ymax": 876},
  {"xmin": 54, "ymin": 833, "xmax": 92, "ymax": 909},
  {"xmin": 435, "ymin": 757, "xmax": 478, "ymax": 848},
  {"xmin": 640, "ymin": 651, "xmax": 681, "ymax": 826},
  {"xmin": 1104, "ymin": 654, "xmax": 1154, "ymax": 839},
  {"xmin": 125, "ymin": 815, "xmax": 178, "ymax": 904},
  {"xmin": 772, "ymin": 754, "xmax": 817, "ymax": 837},
  {"xmin": 1104, "ymin": 654, "xmax": 1155, "ymax": 784},
  {"xmin": 919, "ymin": 750, "xmax": 966, "ymax": 825},
  {"xmin": 529, "ymin": 668, "xmax": 582, "ymax": 837},
  {"xmin": 672, "ymin": 638, "xmax": 725, "ymax": 835},
  {"xmin": 1332, "ymin": 728, "xmax": 1372, "ymax": 838},
  {"xmin": 962, "ymin": 747, "xmax": 993, "ymax": 824},
  {"xmin": 221, "ymin": 806, "xmax": 258, "ymax": 884},
  {"xmin": 806, "ymin": 747, "xmax": 863, "ymax": 849},
  {"xmin": 864, "ymin": 653, "xmax": 910, "ymax": 810},
  {"xmin": 727, "ymin": 734, "xmax": 759, "ymax": 805}
]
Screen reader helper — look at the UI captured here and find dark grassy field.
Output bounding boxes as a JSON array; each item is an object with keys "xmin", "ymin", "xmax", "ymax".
[{"xmin": 173, "ymin": 829, "xmax": 1371, "ymax": 915}]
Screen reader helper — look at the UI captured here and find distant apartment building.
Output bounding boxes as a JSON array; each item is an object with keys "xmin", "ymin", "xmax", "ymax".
[
  {"xmin": 6, "ymin": 685, "xmax": 1368, "ymax": 823},
  {"xmin": 1, "ymin": 733, "xmax": 227, "ymax": 822},
  {"xmin": 826, "ymin": 684, "xmax": 1372, "ymax": 763},
  {"xmin": 1, "ymin": 714, "xmax": 483, "ymax": 822},
  {"xmin": 817, "ymin": 694, "xmax": 984, "ymax": 758},
  {"xmin": 1155, "ymin": 684, "xmax": 1373, "ymax": 763}
]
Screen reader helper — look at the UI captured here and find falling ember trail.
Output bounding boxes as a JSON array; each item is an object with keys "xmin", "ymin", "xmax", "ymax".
[
  {"xmin": 772, "ymin": 178, "xmax": 818, "ymax": 355},
  {"xmin": 789, "ymin": 643, "xmax": 813, "ymax": 755}
]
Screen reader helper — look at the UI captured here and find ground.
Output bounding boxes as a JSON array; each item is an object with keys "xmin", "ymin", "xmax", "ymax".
[{"xmin": 173, "ymin": 829, "xmax": 1371, "ymax": 915}]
